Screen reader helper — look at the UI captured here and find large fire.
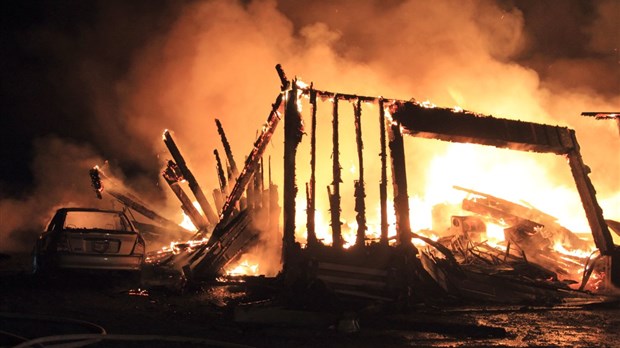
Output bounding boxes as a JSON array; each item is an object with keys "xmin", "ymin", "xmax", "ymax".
[{"xmin": 159, "ymin": 80, "xmax": 607, "ymax": 292}]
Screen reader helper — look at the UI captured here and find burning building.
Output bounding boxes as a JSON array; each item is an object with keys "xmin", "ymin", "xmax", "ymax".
[{"xmin": 91, "ymin": 65, "xmax": 619, "ymax": 308}]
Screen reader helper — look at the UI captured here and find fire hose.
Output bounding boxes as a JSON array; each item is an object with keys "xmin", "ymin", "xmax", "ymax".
[{"xmin": 0, "ymin": 312, "xmax": 255, "ymax": 348}]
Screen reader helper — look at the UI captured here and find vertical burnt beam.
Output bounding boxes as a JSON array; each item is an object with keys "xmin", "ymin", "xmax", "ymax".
[
  {"xmin": 268, "ymin": 156, "xmax": 280, "ymax": 234},
  {"xmin": 353, "ymin": 99, "xmax": 367, "ymax": 247},
  {"xmin": 306, "ymin": 85, "xmax": 318, "ymax": 247},
  {"xmin": 214, "ymin": 149, "xmax": 228, "ymax": 194},
  {"xmin": 564, "ymin": 131, "xmax": 614, "ymax": 254},
  {"xmin": 253, "ymin": 158, "xmax": 263, "ymax": 210},
  {"xmin": 379, "ymin": 99, "xmax": 389, "ymax": 245},
  {"xmin": 282, "ymin": 75, "xmax": 303, "ymax": 266},
  {"xmin": 213, "ymin": 189, "xmax": 224, "ymax": 213},
  {"xmin": 163, "ymin": 130, "xmax": 219, "ymax": 226},
  {"xmin": 387, "ymin": 118, "xmax": 412, "ymax": 247},
  {"xmin": 215, "ymin": 119, "xmax": 239, "ymax": 180},
  {"xmin": 330, "ymin": 96, "xmax": 343, "ymax": 249},
  {"xmin": 163, "ymin": 161, "xmax": 209, "ymax": 232},
  {"xmin": 246, "ymin": 171, "xmax": 255, "ymax": 211}
]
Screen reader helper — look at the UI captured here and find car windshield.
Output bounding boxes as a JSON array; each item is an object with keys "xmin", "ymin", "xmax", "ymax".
[{"xmin": 63, "ymin": 211, "xmax": 133, "ymax": 232}]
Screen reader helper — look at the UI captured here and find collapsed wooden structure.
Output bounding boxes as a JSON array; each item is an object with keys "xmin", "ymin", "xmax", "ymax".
[
  {"xmin": 276, "ymin": 68, "xmax": 619, "ymax": 304},
  {"xmin": 91, "ymin": 65, "xmax": 619, "ymax": 305}
]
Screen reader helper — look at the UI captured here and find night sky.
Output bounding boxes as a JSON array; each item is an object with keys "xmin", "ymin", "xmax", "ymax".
[{"xmin": 1, "ymin": 1, "xmax": 186, "ymax": 196}]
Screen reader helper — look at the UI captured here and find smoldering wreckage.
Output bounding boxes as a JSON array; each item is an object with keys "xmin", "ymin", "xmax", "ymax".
[{"xmin": 8, "ymin": 65, "xmax": 620, "ymax": 346}]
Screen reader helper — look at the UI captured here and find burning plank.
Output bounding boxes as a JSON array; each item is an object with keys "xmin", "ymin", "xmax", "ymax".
[
  {"xmin": 181, "ymin": 68, "xmax": 287, "ymax": 280},
  {"xmin": 162, "ymin": 160, "xmax": 209, "ymax": 233},
  {"xmin": 163, "ymin": 130, "xmax": 219, "ymax": 227}
]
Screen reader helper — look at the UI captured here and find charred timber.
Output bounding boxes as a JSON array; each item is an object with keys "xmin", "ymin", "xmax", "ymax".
[
  {"xmin": 253, "ymin": 159, "xmax": 263, "ymax": 209},
  {"xmin": 390, "ymin": 102, "xmax": 613, "ymax": 255},
  {"xmin": 390, "ymin": 102, "xmax": 575, "ymax": 154},
  {"xmin": 580, "ymin": 112, "xmax": 620, "ymax": 119},
  {"xmin": 387, "ymin": 120, "xmax": 412, "ymax": 247},
  {"xmin": 214, "ymin": 92, "xmax": 283, "ymax": 243},
  {"xmin": 456, "ymin": 185, "xmax": 590, "ymax": 250},
  {"xmin": 215, "ymin": 119, "xmax": 239, "ymax": 179},
  {"xmin": 186, "ymin": 210, "xmax": 260, "ymax": 279},
  {"xmin": 330, "ymin": 96, "xmax": 343, "ymax": 249},
  {"xmin": 354, "ymin": 99, "xmax": 367, "ymax": 247},
  {"xmin": 163, "ymin": 161, "xmax": 209, "ymax": 232},
  {"xmin": 163, "ymin": 130, "xmax": 219, "ymax": 226},
  {"xmin": 268, "ymin": 157, "xmax": 280, "ymax": 235},
  {"xmin": 214, "ymin": 149, "xmax": 228, "ymax": 194},
  {"xmin": 306, "ymin": 85, "xmax": 318, "ymax": 247},
  {"xmin": 283, "ymin": 78, "xmax": 303, "ymax": 264},
  {"xmin": 565, "ymin": 135, "xmax": 614, "ymax": 254},
  {"xmin": 379, "ymin": 99, "xmax": 389, "ymax": 245}
]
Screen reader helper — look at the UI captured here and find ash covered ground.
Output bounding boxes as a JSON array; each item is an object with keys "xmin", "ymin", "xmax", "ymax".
[{"xmin": 2, "ymin": 253, "xmax": 619, "ymax": 348}]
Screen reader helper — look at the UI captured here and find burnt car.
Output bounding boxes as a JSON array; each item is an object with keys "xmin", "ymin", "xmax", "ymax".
[{"xmin": 33, "ymin": 208, "xmax": 145, "ymax": 275}]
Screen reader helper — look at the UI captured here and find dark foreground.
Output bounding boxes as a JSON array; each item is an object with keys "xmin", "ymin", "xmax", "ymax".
[{"xmin": 1, "ymin": 253, "xmax": 619, "ymax": 348}]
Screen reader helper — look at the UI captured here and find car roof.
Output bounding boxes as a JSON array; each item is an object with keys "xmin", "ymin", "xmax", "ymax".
[{"xmin": 56, "ymin": 207, "xmax": 126, "ymax": 215}]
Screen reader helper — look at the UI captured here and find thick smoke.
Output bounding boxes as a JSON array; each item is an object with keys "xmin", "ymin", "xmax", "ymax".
[
  {"xmin": 1, "ymin": 0, "xmax": 618, "ymax": 257},
  {"xmin": 0, "ymin": 137, "xmax": 106, "ymax": 252}
]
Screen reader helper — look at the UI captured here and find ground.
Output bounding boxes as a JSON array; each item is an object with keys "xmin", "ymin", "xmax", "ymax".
[{"xmin": 1, "ymin": 253, "xmax": 619, "ymax": 347}]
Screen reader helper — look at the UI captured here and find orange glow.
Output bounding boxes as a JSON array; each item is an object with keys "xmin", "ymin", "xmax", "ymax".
[
  {"xmin": 178, "ymin": 201, "xmax": 202, "ymax": 231},
  {"xmin": 226, "ymin": 258, "xmax": 259, "ymax": 276}
]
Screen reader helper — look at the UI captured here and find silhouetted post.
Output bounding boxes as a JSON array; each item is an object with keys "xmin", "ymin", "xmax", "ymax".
[
  {"xmin": 215, "ymin": 119, "xmax": 239, "ymax": 180},
  {"xmin": 353, "ymin": 99, "xmax": 367, "ymax": 247},
  {"xmin": 283, "ymin": 74, "xmax": 303, "ymax": 265},
  {"xmin": 306, "ymin": 85, "xmax": 318, "ymax": 247},
  {"xmin": 163, "ymin": 130, "xmax": 219, "ymax": 226},
  {"xmin": 163, "ymin": 161, "xmax": 209, "ymax": 232},
  {"xmin": 387, "ymin": 116, "xmax": 412, "ymax": 247},
  {"xmin": 379, "ymin": 99, "xmax": 389, "ymax": 245},
  {"xmin": 329, "ymin": 96, "xmax": 343, "ymax": 249}
]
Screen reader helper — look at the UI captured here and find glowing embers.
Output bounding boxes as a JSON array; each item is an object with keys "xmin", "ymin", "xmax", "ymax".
[
  {"xmin": 226, "ymin": 258, "xmax": 260, "ymax": 276},
  {"xmin": 145, "ymin": 237, "xmax": 209, "ymax": 265},
  {"xmin": 178, "ymin": 201, "xmax": 203, "ymax": 232}
]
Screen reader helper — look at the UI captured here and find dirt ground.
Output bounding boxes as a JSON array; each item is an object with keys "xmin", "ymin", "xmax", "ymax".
[{"xmin": 1, "ymin": 253, "xmax": 619, "ymax": 348}]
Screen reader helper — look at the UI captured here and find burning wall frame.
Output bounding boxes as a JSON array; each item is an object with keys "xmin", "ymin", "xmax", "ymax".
[{"xmin": 281, "ymin": 79, "xmax": 616, "ymax": 267}]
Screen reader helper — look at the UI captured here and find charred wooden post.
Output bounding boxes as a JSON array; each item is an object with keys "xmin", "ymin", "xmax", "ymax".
[
  {"xmin": 283, "ymin": 76, "xmax": 304, "ymax": 265},
  {"xmin": 246, "ymin": 171, "xmax": 255, "ymax": 211},
  {"xmin": 354, "ymin": 99, "xmax": 367, "ymax": 247},
  {"xmin": 253, "ymin": 159, "xmax": 263, "ymax": 209},
  {"xmin": 306, "ymin": 85, "xmax": 318, "ymax": 247},
  {"xmin": 391, "ymin": 102, "xmax": 614, "ymax": 255},
  {"xmin": 565, "ymin": 133, "xmax": 615, "ymax": 254},
  {"xmin": 162, "ymin": 160, "xmax": 209, "ymax": 232},
  {"xmin": 214, "ymin": 149, "xmax": 228, "ymax": 194},
  {"xmin": 379, "ymin": 99, "xmax": 389, "ymax": 245},
  {"xmin": 268, "ymin": 156, "xmax": 280, "ymax": 235},
  {"xmin": 386, "ymin": 112, "xmax": 412, "ymax": 247},
  {"xmin": 163, "ymin": 130, "xmax": 218, "ymax": 226},
  {"xmin": 215, "ymin": 119, "xmax": 239, "ymax": 179},
  {"xmin": 330, "ymin": 96, "xmax": 343, "ymax": 249},
  {"xmin": 213, "ymin": 189, "xmax": 224, "ymax": 213}
]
